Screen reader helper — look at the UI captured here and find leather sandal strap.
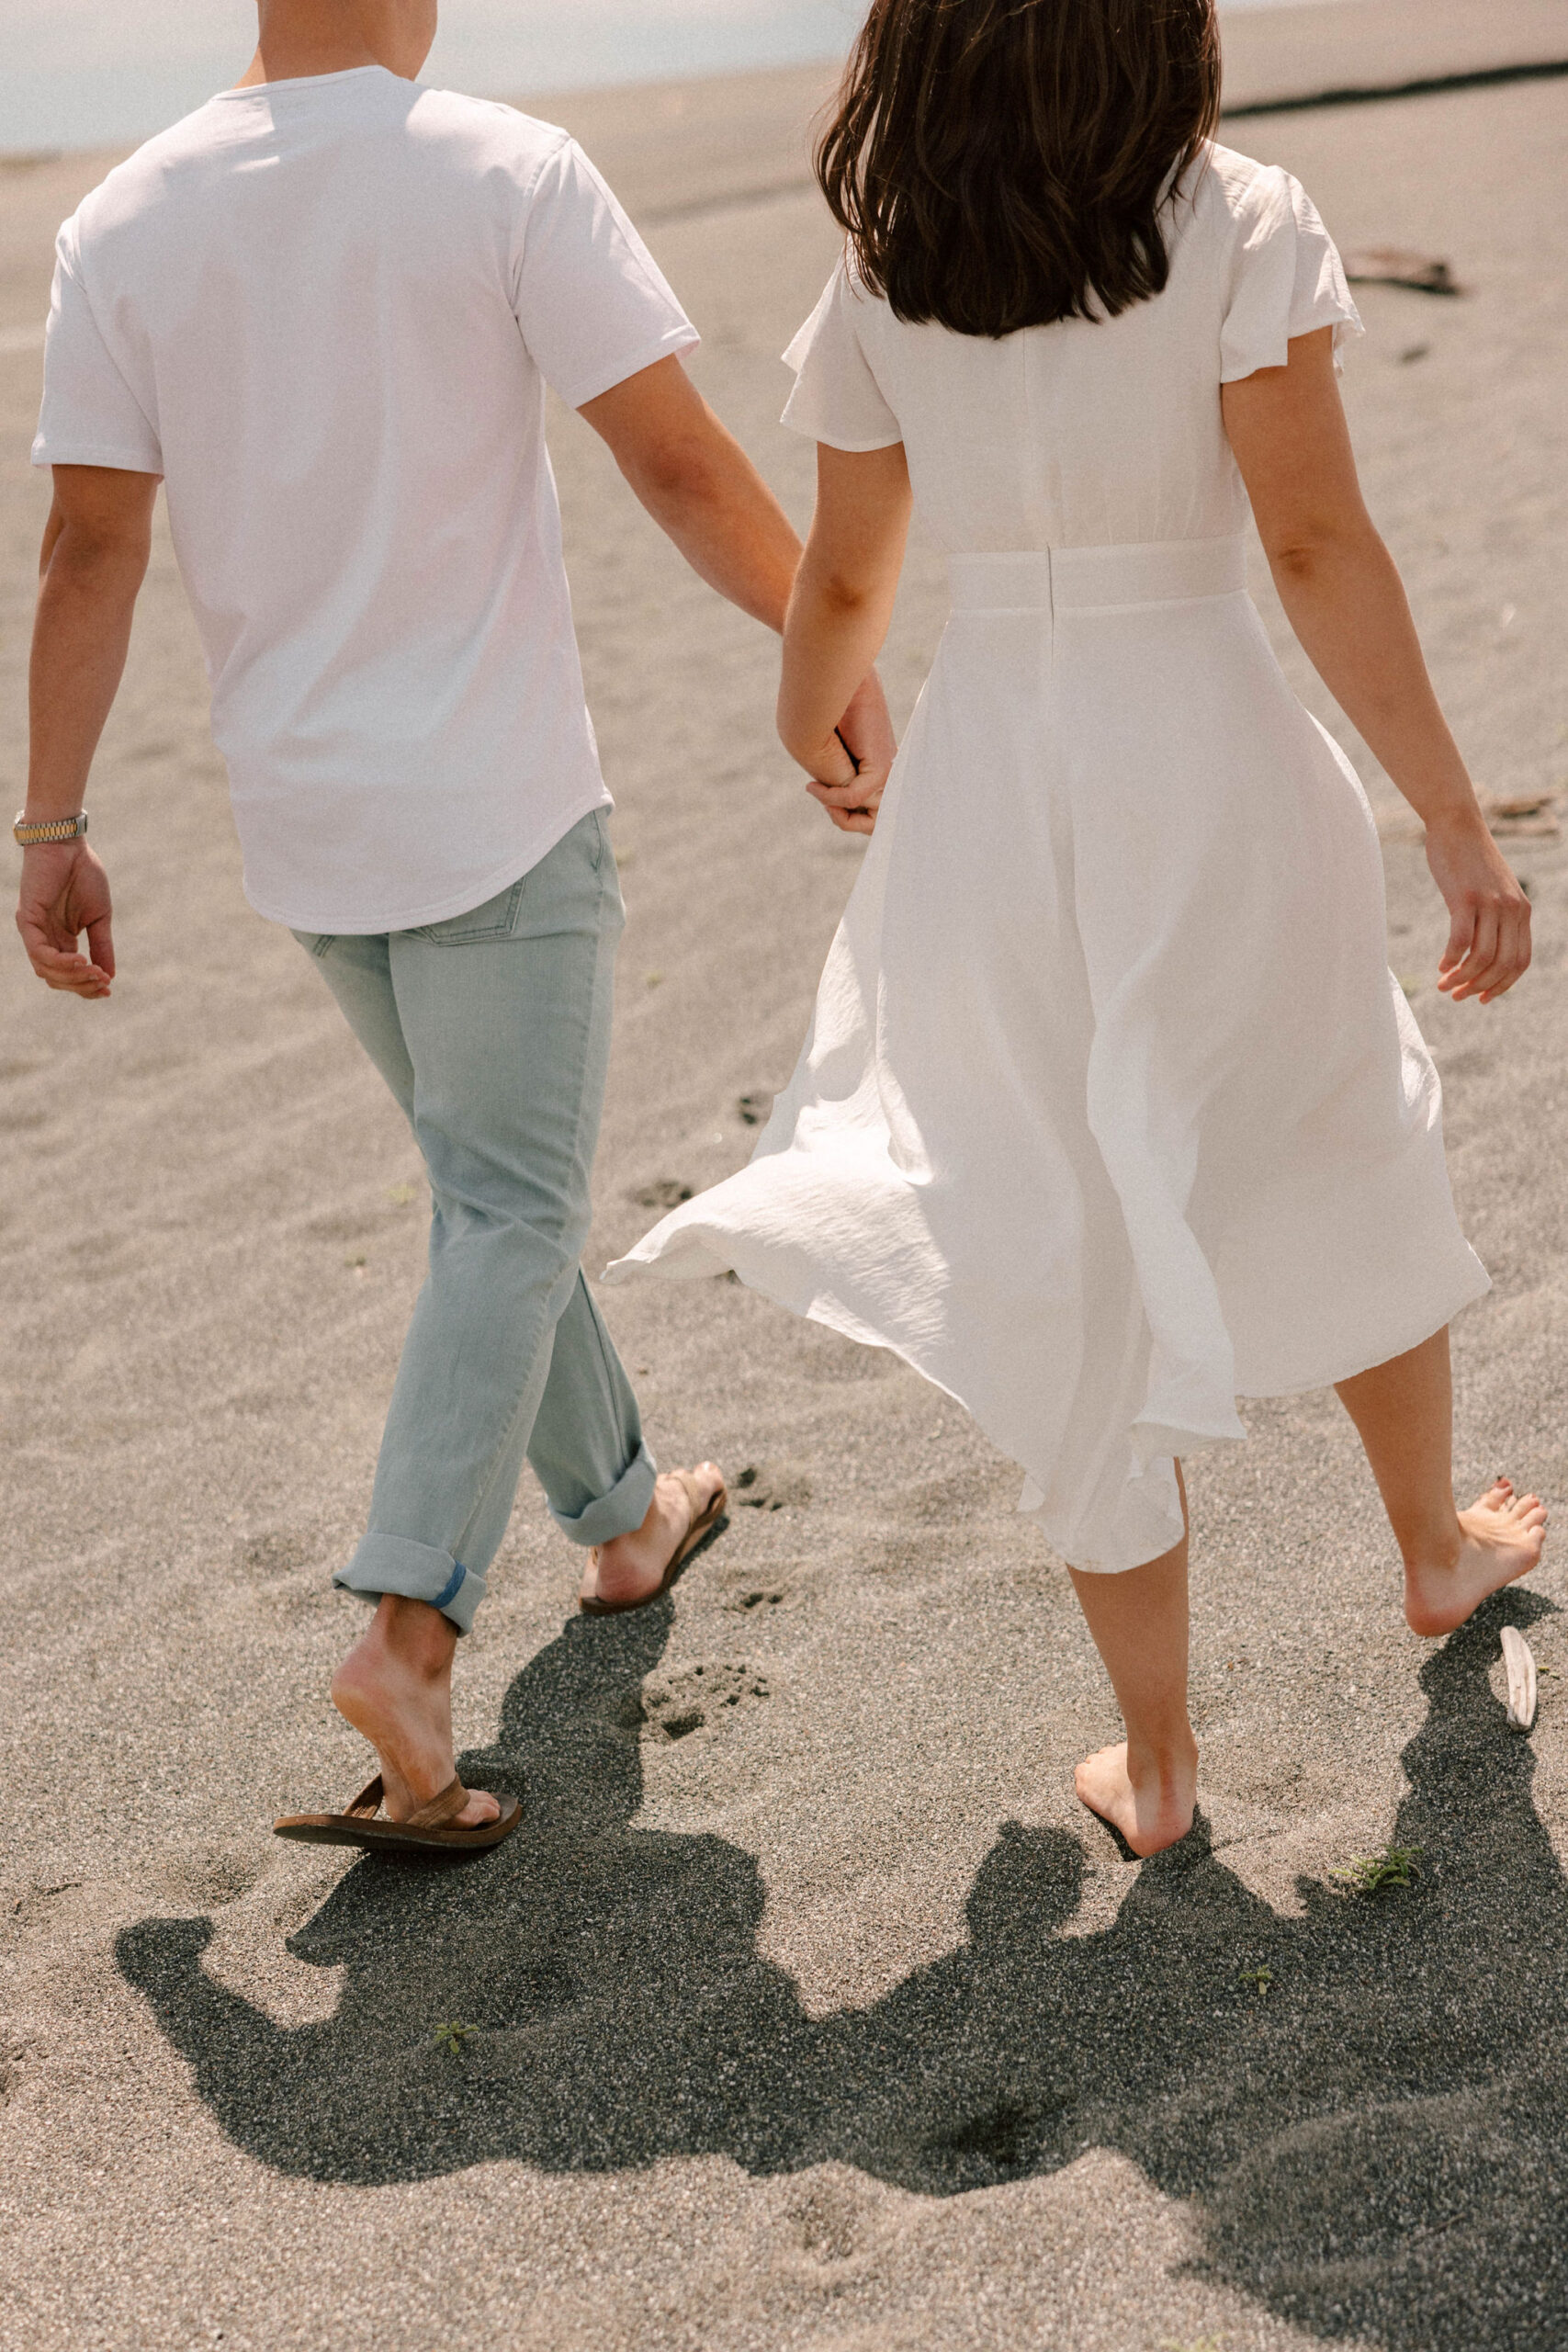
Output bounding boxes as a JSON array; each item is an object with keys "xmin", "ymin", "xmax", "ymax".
[
  {"xmin": 344, "ymin": 1775, "xmax": 386, "ymax": 1819},
  {"xmin": 405, "ymin": 1776, "xmax": 469, "ymax": 1831}
]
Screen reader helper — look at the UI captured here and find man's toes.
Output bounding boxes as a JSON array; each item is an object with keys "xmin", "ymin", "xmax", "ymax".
[
  {"xmin": 460, "ymin": 1789, "xmax": 502, "ymax": 1826},
  {"xmin": 691, "ymin": 1459, "xmax": 725, "ymax": 1507}
]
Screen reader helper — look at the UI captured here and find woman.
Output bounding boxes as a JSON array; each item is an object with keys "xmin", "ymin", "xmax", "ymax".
[{"xmin": 608, "ymin": 0, "xmax": 1546, "ymax": 1854}]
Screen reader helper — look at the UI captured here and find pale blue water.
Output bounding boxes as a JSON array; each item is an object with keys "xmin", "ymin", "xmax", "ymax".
[{"xmin": 3, "ymin": 0, "xmax": 1324, "ymax": 155}]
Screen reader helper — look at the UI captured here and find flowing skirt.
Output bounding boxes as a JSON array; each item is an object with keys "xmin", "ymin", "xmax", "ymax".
[{"xmin": 605, "ymin": 537, "xmax": 1487, "ymax": 1570}]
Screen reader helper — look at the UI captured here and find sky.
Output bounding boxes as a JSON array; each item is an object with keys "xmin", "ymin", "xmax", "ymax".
[{"xmin": 3, "ymin": 0, "xmax": 1322, "ymax": 156}]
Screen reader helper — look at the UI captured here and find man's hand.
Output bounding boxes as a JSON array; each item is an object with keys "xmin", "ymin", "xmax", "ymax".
[
  {"xmin": 17, "ymin": 840, "xmax": 115, "ymax": 998},
  {"xmin": 804, "ymin": 671, "xmax": 897, "ymax": 837}
]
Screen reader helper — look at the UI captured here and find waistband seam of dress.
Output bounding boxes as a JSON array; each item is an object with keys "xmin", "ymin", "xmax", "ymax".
[{"xmin": 947, "ymin": 537, "xmax": 1247, "ymax": 612}]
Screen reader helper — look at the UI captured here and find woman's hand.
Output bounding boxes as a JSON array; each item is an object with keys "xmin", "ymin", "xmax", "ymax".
[
  {"xmin": 1425, "ymin": 806, "xmax": 1531, "ymax": 1003},
  {"xmin": 778, "ymin": 443, "xmax": 911, "ymax": 833},
  {"xmin": 804, "ymin": 670, "xmax": 897, "ymax": 836}
]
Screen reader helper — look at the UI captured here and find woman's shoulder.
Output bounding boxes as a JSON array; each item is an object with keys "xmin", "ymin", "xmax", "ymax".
[{"xmin": 1184, "ymin": 142, "xmax": 1305, "ymax": 239}]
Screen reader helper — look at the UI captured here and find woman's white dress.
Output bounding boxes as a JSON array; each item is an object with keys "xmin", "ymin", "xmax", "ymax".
[{"xmin": 606, "ymin": 144, "xmax": 1488, "ymax": 1573}]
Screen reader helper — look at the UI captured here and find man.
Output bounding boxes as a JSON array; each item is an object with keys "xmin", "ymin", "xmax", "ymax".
[{"xmin": 17, "ymin": 0, "xmax": 891, "ymax": 1849}]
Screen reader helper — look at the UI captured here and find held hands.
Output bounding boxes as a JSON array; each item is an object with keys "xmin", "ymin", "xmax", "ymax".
[
  {"xmin": 16, "ymin": 840, "xmax": 115, "ymax": 998},
  {"xmin": 1426, "ymin": 806, "xmax": 1530, "ymax": 1004},
  {"xmin": 802, "ymin": 670, "xmax": 897, "ymax": 836}
]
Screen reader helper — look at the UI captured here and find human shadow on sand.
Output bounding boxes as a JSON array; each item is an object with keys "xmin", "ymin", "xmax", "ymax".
[{"xmin": 119, "ymin": 1589, "xmax": 1568, "ymax": 2349}]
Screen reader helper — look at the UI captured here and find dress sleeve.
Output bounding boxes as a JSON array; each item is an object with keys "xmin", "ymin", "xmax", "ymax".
[
  {"xmin": 31, "ymin": 220, "xmax": 164, "ymax": 474},
  {"xmin": 1219, "ymin": 166, "xmax": 1363, "ymax": 383},
  {"xmin": 781, "ymin": 259, "xmax": 902, "ymax": 450},
  {"xmin": 512, "ymin": 136, "xmax": 698, "ymax": 409}
]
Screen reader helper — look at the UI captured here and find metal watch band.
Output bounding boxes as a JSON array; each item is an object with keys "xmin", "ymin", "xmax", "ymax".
[{"xmin": 13, "ymin": 811, "xmax": 88, "ymax": 846}]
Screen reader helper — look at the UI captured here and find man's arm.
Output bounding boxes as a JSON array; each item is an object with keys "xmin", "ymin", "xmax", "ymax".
[
  {"xmin": 579, "ymin": 356, "xmax": 895, "ymax": 828},
  {"xmin": 17, "ymin": 463, "xmax": 159, "ymax": 998}
]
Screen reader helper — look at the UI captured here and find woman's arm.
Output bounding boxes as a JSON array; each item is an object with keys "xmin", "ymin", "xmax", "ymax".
[
  {"xmin": 778, "ymin": 442, "xmax": 912, "ymax": 834},
  {"xmin": 581, "ymin": 357, "xmax": 897, "ymax": 807},
  {"xmin": 1223, "ymin": 329, "xmax": 1529, "ymax": 1003}
]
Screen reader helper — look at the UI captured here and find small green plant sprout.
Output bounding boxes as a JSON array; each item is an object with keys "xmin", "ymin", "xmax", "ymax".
[
  {"xmin": 1329, "ymin": 1844, "xmax": 1422, "ymax": 1895},
  {"xmin": 386, "ymin": 1181, "xmax": 421, "ymax": 1206},
  {"xmin": 1160, "ymin": 2335, "xmax": 1225, "ymax": 2352},
  {"xmin": 432, "ymin": 2020, "xmax": 479, "ymax": 2057},
  {"xmin": 1238, "ymin": 1965, "xmax": 1273, "ymax": 1996}
]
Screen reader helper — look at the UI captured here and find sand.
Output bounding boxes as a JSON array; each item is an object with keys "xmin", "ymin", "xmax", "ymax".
[{"xmin": 2, "ymin": 8, "xmax": 1567, "ymax": 2349}]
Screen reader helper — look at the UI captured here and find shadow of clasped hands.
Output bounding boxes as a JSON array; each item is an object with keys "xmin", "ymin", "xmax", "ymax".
[{"xmin": 118, "ymin": 1589, "xmax": 1568, "ymax": 2349}]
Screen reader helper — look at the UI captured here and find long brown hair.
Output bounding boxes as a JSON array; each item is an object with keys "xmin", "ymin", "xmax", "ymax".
[{"xmin": 816, "ymin": 0, "xmax": 1222, "ymax": 337}]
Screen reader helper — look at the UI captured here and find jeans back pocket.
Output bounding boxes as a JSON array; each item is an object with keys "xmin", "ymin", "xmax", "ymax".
[{"xmin": 417, "ymin": 876, "xmax": 527, "ymax": 944}]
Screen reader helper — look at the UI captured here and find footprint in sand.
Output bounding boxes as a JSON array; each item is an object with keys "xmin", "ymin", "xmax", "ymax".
[
  {"xmin": 154, "ymin": 1847, "xmax": 271, "ymax": 1910},
  {"xmin": 638, "ymin": 1660, "xmax": 771, "ymax": 1742},
  {"xmin": 734, "ymin": 1463, "xmax": 812, "ymax": 1511},
  {"xmin": 631, "ymin": 1178, "xmax": 694, "ymax": 1210}
]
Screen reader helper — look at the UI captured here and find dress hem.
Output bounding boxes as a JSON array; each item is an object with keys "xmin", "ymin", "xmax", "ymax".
[{"xmin": 604, "ymin": 1237, "xmax": 1492, "ymax": 1576}]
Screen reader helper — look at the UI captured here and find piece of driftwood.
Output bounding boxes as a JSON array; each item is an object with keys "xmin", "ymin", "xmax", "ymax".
[
  {"xmin": 1481, "ymin": 790, "xmax": 1562, "ymax": 839},
  {"xmin": 1502, "ymin": 1625, "xmax": 1538, "ymax": 1735},
  {"xmin": 1343, "ymin": 247, "xmax": 1463, "ymax": 297}
]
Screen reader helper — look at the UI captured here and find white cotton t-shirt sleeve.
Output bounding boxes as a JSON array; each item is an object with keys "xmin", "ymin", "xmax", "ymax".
[
  {"xmin": 1219, "ymin": 165, "xmax": 1363, "ymax": 382},
  {"xmin": 513, "ymin": 136, "xmax": 698, "ymax": 407},
  {"xmin": 782, "ymin": 259, "xmax": 903, "ymax": 450},
  {"xmin": 33, "ymin": 219, "xmax": 164, "ymax": 472}
]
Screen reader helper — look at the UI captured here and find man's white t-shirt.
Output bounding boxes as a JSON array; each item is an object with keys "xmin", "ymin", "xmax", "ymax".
[{"xmin": 32, "ymin": 66, "xmax": 698, "ymax": 933}]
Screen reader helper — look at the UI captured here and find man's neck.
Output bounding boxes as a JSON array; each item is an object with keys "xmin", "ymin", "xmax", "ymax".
[
  {"xmin": 236, "ymin": 38, "xmax": 381, "ymax": 89},
  {"xmin": 237, "ymin": 0, "xmax": 429, "ymax": 89}
]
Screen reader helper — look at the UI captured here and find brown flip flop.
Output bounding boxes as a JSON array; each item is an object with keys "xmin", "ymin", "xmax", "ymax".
[
  {"xmin": 579, "ymin": 1467, "xmax": 728, "ymax": 1616},
  {"xmin": 273, "ymin": 1772, "xmax": 521, "ymax": 1853}
]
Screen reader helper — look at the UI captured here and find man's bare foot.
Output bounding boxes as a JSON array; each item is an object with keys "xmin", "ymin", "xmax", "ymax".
[
  {"xmin": 581, "ymin": 1462, "xmax": 726, "ymax": 1611},
  {"xmin": 330, "ymin": 1594, "xmax": 500, "ymax": 1827},
  {"xmin": 1404, "ymin": 1478, "xmax": 1549, "ymax": 1636},
  {"xmin": 1074, "ymin": 1736, "xmax": 1199, "ymax": 1859}
]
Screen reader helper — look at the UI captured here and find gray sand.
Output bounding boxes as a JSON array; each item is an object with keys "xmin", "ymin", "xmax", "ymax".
[{"xmin": 2, "ymin": 14, "xmax": 1566, "ymax": 2350}]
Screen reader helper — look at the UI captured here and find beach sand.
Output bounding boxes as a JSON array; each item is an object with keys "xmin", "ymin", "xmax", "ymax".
[{"xmin": 2, "ymin": 11, "xmax": 1567, "ymax": 2348}]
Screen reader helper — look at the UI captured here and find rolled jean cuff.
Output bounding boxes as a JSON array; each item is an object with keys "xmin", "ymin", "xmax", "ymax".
[
  {"xmin": 548, "ymin": 1441, "xmax": 658, "ymax": 1549},
  {"xmin": 333, "ymin": 1534, "xmax": 485, "ymax": 1635}
]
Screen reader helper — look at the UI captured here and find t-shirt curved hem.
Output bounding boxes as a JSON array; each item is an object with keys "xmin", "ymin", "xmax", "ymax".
[{"xmin": 247, "ymin": 786, "xmax": 612, "ymax": 935}]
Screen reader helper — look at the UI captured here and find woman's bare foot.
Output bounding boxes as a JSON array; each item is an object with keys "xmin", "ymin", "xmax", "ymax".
[
  {"xmin": 1404, "ymin": 1478, "xmax": 1549, "ymax": 1636},
  {"xmin": 580, "ymin": 1463, "xmax": 725, "ymax": 1610},
  {"xmin": 1075, "ymin": 1736, "xmax": 1199, "ymax": 1859},
  {"xmin": 330, "ymin": 1594, "xmax": 500, "ymax": 1826}
]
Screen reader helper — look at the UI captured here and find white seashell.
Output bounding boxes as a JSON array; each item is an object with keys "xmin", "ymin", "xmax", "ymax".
[{"xmin": 1501, "ymin": 1625, "xmax": 1538, "ymax": 1735}]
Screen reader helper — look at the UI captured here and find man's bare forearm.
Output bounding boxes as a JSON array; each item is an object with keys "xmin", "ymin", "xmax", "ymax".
[
  {"xmin": 614, "ymin": 429, "xmax": 800, "ymax": 633},
  {"xmin": 580, "ymin": 357, "xmax": 800, "ymax": 632},
  {"xmin": 28, "ymin": 520, "xmax": 151, "ymax": 818}
]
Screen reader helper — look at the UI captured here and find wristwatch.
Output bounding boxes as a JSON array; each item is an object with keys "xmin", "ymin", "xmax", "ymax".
[{"xmin": 13, "ymin": 811, "xmax": 87, "ymax": 846}]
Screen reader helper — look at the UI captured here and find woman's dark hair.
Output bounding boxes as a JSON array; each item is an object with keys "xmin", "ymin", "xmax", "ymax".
[{"xmin": 816, "ymin": 0, "xmax": 1221, "ymax": 337}]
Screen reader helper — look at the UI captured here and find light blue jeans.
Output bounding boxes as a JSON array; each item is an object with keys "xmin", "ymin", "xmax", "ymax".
[{"xmin": 294, "ymin": 809, "xmax": 655, "ymax": 1634}]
